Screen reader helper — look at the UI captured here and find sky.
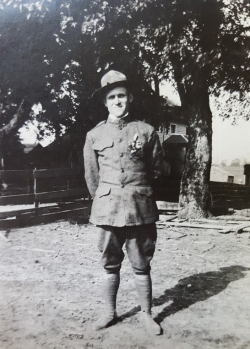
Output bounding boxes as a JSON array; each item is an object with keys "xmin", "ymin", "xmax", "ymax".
[{"xmin": 212, "ymin": 114, "xmax": 250, "ymax": 165}]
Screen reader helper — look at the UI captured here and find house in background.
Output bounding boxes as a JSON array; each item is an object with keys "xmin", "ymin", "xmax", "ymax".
[
  {"xmin": 25, "ymin": 131, "xmax": 85, "ymax": 170},
  {"xmin": 157, "ymin": 112, "xmax": 189, "ymax": 179},
  {"xmin": 23, "ymin": 119, "xmax": 89, "ymax": 170},
  {"xmin": 25, "ymin": 143, "xmax": 51, "ymax": 169},
  {"xmin": 244, "ymin": 165, "xmax": 250, "ymax": 186},
  {"xmin": 157, "ymin": 111, "xmax": 247, "ymax": 186},
  {"xmin": 210, "ymin": 165, "xmax": 245, "ymax": 184}
]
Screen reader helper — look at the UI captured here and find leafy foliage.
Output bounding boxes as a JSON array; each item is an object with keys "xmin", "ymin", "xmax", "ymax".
[{"xmin": 1, "ymin": 0, "xmax": 249, "ymax": 136}]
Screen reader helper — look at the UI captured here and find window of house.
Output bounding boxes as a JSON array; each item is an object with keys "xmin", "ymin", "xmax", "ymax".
[
  {"xmin": 186, "ymin": 126, "xmax": 190, "ymax": 135},
  {"xmin": 170, "ymin": 124, "xmax": 176, "ymax": 134},
  {"xmin": 227, "ymin": 176, "xmax": 234, "ymax": 183}
]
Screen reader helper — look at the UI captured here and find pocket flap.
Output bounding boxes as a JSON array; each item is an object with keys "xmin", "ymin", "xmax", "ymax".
[
  {"xmin": 136, "ymin": 187, "xmax": 153, "ymax": 196},
  {"xmin": 97, "ymin": 186, "xmax": 111, "ymax": 198},
  {"xmin": 92, "ymin": 139, "xmax": 113, "ymax": 151}
]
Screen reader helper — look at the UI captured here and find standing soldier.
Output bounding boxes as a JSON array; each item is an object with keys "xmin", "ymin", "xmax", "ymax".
[{"xmin": 84, "ymin": 70, "xmax": 163, "ymax": 335}]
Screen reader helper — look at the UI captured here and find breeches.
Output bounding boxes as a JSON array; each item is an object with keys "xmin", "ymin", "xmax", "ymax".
[{"xmin": 97, "ymin": 223, "xmax": 157, "ymax": 275}]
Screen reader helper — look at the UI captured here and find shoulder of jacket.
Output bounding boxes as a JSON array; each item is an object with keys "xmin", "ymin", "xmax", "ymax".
[
  {"xmin": 132, "ymin": 120, "xmax": 155, "ymax": 132},
  {"xmin": 95, "ymin": 120, "xmax": 107, "ymax": 128},
  {"xmin": 87, "ymin": 120, "xmax": 107, "ymax": 136}
]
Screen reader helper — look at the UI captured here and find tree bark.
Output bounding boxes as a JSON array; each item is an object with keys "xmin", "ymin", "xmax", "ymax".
[
  {"xmin": 153, "ymin": 74, "xmax": 160, "ymax": 98},
  {"xmin": 0, "ymin": 100, "xmax": 24, "ymax": 171},
  {"xmin": 0, "ymin": 132, "xmax": 4, "ymax": 171},
  {"xmin": 177, "ymin": 74, "xmax": 213, "ymax": 219}
]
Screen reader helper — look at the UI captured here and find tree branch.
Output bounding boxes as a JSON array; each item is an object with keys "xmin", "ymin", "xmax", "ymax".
[{"xmin": 0, "ymin": 100, "xmax": 24, "ymax": 136}]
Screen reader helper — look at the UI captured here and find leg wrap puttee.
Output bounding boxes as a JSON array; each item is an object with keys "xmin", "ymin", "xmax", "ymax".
[
  {"xmin": 93, "ymin": 273, "xmax": 120, "ymax": 330},
  {"xmin": 134, "ymin": 274, "xmax": 162, "ymax": 335}
]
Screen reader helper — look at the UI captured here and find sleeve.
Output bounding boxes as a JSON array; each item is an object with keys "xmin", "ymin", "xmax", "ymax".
[
  {"xmin": 83, "ymin": 132, "xmax": 100, "ymax": 198},
  {"xmin": 147, "ymin": 130, "xmax": 165, "ymax": 182}
]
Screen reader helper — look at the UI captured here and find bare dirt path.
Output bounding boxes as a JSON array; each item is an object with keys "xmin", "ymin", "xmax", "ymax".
[{"xmin": 0, "ymin": 220, "xmax": 250, "ymax": 349}]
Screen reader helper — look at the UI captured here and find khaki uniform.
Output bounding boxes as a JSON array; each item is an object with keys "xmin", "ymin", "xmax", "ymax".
[{"xmin": 84, "ymin": 115, "xmax": 163, "ymax": 227}]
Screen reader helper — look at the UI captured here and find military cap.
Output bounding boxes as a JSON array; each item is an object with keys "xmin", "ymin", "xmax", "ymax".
[{"xmin": 92, "ymin": 70, "xmax": 131, "ymax": 99}]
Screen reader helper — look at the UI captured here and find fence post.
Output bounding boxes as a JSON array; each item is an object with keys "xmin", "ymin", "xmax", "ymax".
[
  {"xmin": 33, "ymin": 168, "xmax": 39, "ymax": 209},
  {"xmin": 28, "ymin": 163, "xmax": 34, "ymax": 194}
]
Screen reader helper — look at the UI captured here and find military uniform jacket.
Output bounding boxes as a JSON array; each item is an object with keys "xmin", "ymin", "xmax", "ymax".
[{"xmin": 83, "ymin": 115, "xmax": 163, "ymax": 227}]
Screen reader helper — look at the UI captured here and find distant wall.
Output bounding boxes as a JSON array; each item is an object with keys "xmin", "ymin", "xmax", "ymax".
[{"xmin": 210, "ymin": 165, "xmax": 245, "ymax": 184}]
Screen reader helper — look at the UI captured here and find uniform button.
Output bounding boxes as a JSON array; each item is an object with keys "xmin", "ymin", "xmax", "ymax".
[
  {"xmin": 120, "ymin": 153, "xmax": 124, "ymax": 157},
  {"xmin": 121, "ymin": 184, "xmax": 124, "ymax": 188},
  {"xmin": 121, "ymin": 168, "xmax": 124, "ymax": 173},
  {"xmin": 118, "ymin": 138, "xmax": 122, "ymax": 143}
]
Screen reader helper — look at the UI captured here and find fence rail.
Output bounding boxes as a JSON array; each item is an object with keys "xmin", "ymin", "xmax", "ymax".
[
  {"xmin": 0, "ymin": 168, "xmax": 90, "ymax": 229},
  {"xmin": 1, "ymin": 169, "xmax": 250, "ymax": 230},
  {"xmin": 0, "ymin": 170, "xmax": 31, "ymax": 181},
  {"xmin": 210, "ymin": 181, "xmax": 250, "ymax": 210}
]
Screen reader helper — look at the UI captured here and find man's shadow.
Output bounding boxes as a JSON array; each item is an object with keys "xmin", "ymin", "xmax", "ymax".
[{"xmin": 118, "ymin": 265, "xmax": 250, "ymax": 324}]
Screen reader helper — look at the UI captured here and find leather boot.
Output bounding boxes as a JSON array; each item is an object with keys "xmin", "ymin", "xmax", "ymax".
[
  {"xmin": 93, "ymin": 273, "xmax": 119, "ymax": 330},
  {"xmin": 134, "ymin": 274, "xmax": 162, "ymax": 335}
]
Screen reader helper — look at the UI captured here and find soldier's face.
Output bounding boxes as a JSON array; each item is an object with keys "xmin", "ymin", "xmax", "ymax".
[{"xmin": 104, "ymin": 87, "xmax": 133, "ymax": 118}]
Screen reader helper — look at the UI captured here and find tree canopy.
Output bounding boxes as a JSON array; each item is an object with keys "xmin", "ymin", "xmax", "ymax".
[{"xmin": 1, "ymin": 0, "xmax": 249, "ymax": 132}]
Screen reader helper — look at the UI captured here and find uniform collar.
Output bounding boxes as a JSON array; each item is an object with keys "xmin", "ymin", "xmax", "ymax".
[{"xmin": 107, "ymin": 113, "xmax": 131, "ymax": 128}]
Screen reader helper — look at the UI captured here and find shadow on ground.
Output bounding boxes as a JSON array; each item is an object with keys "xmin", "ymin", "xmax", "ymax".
[{"xmin": 118, "ymin": 265, "xmax": 250, "ymax": 324}]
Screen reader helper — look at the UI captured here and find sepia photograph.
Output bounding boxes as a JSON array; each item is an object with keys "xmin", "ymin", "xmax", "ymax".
[{"xmin": 0, "ymin": 0, "xmax": 250, "ymax": 348}]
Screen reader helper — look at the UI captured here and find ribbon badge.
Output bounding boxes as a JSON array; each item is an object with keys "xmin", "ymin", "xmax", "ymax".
[{"xmin": 129, "ymin": 133, "xmax": 143, "ymax": 159}]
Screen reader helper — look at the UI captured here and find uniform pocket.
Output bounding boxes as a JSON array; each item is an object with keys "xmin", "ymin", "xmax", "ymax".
[
  {"xmin": 97, "ymin": 186, "xmax": 111, "ymax": 198},
  {"xmin": 92, "ymin": 139, "xmax": 113, "ymax": 151},
  {"xmin": 92, "ymin": 186, "xmax": 111, "ymax": 218},
  {"xmin": 136, "ymin": 187, "xmax": 153, "ymax": 197},
  {"xmin": 134, "ymin": 186, "xmax": 157, "ymax": 220}
]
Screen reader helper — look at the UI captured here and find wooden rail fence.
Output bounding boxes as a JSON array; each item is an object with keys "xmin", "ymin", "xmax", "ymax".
[
  {"xmin": 1, "ymin": 169, "xmax": 250, "ymax": 230},
  {"xmin": 155, "ymin": 180, "xmax": 250, "ymax": 211},
  {"xmin": 0, "ymin": 168, "xmax": 91, "ymax": 229},
  {"xmin": 210, "ymin": 181, "xmax": 250, "ymax": 210}
]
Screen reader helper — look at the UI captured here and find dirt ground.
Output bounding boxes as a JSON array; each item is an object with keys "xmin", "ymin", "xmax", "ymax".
[{"xmin": 0, "ymin": 218, "xmax": 250, "ymax": 349}]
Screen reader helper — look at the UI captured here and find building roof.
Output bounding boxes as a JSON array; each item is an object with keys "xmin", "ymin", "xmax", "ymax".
[
  {"xmin": 23, "ymin": 142, "xmax": 39, "ymax": 154},
  {"xmin": 164, "ymin": 135, "xmax": 188, "ymax": 144}
]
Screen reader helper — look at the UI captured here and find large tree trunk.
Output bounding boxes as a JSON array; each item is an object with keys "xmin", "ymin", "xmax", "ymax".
[
  {"xmin": 177, "ymin": 76, "xmax": 213, "ymax": 219},
  {"xmin": 0, "ymin": 131, "xmax": 4, "ymax": 171},
  {"xmin": 0, "ymin": 100, "xmax": 24, "ymax": 172},
  {"xmin": 153, "ymin": 74, "xmax": 160, "ymax": 98}
]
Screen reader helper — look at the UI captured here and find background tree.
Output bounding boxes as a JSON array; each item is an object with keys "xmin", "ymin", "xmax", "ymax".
[
  {"xmin": 0, "ymin": 0, "xmax": 164, "ymax": 168},
  {"xmin": 0, "ymin": 100, "xmax": 24, "ymax": 169},
  {"xmin": 80, "ymin": 0, "xmax": 250, "ymax": 218},
  {"xmin": 230, "ymin": 158, "xmax": 241, "ymax": 167},
  {"xmin": 1, "ymin": 0, "xmax": 249, "ymax": 218},
  {"xmin": 0, "ymin": 1, "xmax": 98, "ymax": 167}
]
